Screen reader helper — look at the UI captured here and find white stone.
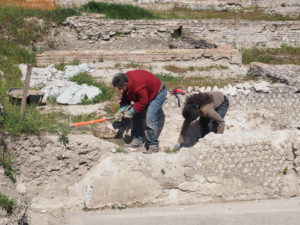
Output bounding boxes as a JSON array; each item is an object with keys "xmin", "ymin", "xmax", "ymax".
[{"xmin": 16, "ymin": 182, "xmax": 27, "ymax": 194}]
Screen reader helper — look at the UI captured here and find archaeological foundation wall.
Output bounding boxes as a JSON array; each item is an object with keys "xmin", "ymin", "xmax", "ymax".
[{"xmin": 56, "ymin": 0, "xmax": 300, "ymax": 9}]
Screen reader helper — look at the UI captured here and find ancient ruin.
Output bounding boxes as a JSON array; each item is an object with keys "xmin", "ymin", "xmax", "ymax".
[{"xmin": 1, "ymin": 1, "xmax": 300, "ymax": 225}]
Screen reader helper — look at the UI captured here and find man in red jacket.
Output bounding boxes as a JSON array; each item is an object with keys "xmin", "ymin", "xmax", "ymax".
[{"xmin": 112, "ymin": 70, "xmax": 167, "ymax": 153}]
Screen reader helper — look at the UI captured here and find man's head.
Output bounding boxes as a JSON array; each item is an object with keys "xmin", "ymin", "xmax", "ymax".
[{"xmin": 112, "ymin": 73, "xmax": 128, "ymax": 91}]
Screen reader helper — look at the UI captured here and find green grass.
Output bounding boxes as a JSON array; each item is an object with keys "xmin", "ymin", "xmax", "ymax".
[
  {"xmin": 0, "ymin": 6, "xmax": 80, "ymax": 46},
  {"xmin": 0, "ymin": 193, "xmax": 16, "ymax": 214},
  {"xmin": 0, "ymin": 105, "xmax": 69, "ymax": 135},
  {"xmin": 242, "ymin": 45, "xmax": 300, "ymax": 64},
  {"xmin": 156, "ymin": 73, "xmax": 258, "ymax": 90},
  {"xmin": 79, "ymin": 2, "xmax": 299, "ymax": 21},
  {"xmin": 164, "ymin": 65, "xmax": 228, "ymax": 73},
  {"xmin": 80, "ymin": 1, "xmax": 157, "ymax": 20},
  {"xmin": 69, "ymin": 72, "xmax": 114, "ymax": 104},
  {"xmin": 152, "ymin": 7, "xmax": 299, "ymax": 21},
  {"xmin": 54, "ymin": 59, "xmax": 81, "ymax": 71},
  {"xmin": 0, "ymin": 146, "xmax": 17, "ymax": 182}
]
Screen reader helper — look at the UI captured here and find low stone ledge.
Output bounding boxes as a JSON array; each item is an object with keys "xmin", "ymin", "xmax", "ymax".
[{"xmin": 36, "ymin": 47, "xmax": 241, "ymax": 66}]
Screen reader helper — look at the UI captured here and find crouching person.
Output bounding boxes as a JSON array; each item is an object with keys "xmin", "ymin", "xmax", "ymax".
[
  {"xmin": 112, "ymin": 70, "xmax": 167, "ymax": 153},
  {"xmin": 174, "ymin": 91, "xmax": 229, "ymax": 150}
]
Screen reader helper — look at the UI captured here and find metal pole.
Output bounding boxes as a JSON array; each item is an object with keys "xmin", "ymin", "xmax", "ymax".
[{"xmin": 20, "ymin": 64, "xmax": 33, "ymax": 119}]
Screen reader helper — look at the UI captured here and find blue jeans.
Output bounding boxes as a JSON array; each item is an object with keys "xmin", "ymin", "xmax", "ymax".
[{"xmin": 132, "ymin": 87, "xmax": 167, "ymax": 147}]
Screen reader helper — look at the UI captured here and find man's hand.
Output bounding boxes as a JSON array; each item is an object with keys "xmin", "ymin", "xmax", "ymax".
[
  {"xmin": 124, "ymin": 107, "xmax": 135, "ymax": 119},
  {"xmin": 114, "ymin": 112, "xmax": 123, "ymax": 121},
  {"xmin": 114, "ymin": 105, "xmax": 131, "ymax": 120},
  {"xmin": 173, "ymin": 143, "xmax": 181, "ymax": 151}
]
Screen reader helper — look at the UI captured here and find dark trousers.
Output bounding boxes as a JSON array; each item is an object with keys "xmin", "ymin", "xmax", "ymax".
[{"xmin": 199, "ymin": 96, "xmax": 229, "ymax": 137}]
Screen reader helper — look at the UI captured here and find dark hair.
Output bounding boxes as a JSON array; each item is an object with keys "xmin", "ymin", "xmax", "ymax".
[
  {"xmin": 182, "ymin": 92, "xmax": 213, "ymax": 121},
  {"xmin": 112, "ymin": 73, "xmax": 128, "ymax": 87}
]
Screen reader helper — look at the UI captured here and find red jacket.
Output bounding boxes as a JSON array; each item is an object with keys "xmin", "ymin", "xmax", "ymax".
[{"xmin": 120, "ymin": 70, "xmax": 162, "ymax": 112}]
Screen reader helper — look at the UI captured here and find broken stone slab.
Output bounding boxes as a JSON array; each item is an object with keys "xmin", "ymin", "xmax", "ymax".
[
  {"xmin": 19, "ymin": 63, "xmax": 96, "ymax": 88},
  {"xmin": 41, "ymin": 80, "xmax": 100, "ymax": 104},
  {"xmin": 55, "ymin": 83, "xmax": 100, "ymax": 105},
  {"xmin": 252, "ymin": 81, "xmax": 270, "ymax": 93},
  {"xmin": 248, "ymin": 62, "xmax": 300, "ymax": 91}
]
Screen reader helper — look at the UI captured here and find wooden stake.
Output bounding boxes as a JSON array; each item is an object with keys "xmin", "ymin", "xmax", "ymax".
[{"xmin": 20, "ymin": 64, "xmax": 33, "ymax": 119}]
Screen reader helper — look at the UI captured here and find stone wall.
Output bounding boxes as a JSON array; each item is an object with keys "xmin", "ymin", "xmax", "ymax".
[
  {"xmin": 36, "ymin": 48, "xmax": 241, "ymax": 66},
  {"xmin": 8, "ymin": 130, "xmax": 300, "ymax": 211},
  {"xmin": 56, "ymin": 0, "xmax": 300, "ymax": 9},
  {"xmin": 43, "ymin": 17, "xmax": 300, "ymax": 52}
]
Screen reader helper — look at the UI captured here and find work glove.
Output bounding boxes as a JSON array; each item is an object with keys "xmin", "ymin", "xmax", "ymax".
[
  {"xmin": 123, "ymin": 107, "xmax": 135, "ymax": 119},
  {"xmin": 173, "ymin": 143, "xmax": 181, "ymax": 151},
  {"xmin": 114, "ymin": 105, "xmax": 130, "ymax": 120}
]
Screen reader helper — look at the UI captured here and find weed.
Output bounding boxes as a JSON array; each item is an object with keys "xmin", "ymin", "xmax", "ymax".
[
  {"xmin": 171, "ymin": 26, "xmax": 182, "ymax": 40},
  {"xmin": 124, "ymin": 63, "xmax": 146, "ymax": 69},
  {"xmin": 112, "ymin": 204, "xmax": 127, "ymax": 210},
  {"xmin": 114, "ymin": 31, "xmax": 126, "ymax": 38},
  {"xmin": 156, "ymin": 73, "xmax": 258, "ymax": 90},
  {"xmin": 164, "ymin": 65, "xmax": 228, "ymax": 74},
  {"xmin": 147, "ymin": 64, "xmax": 153, "ymax": 71},
  {"xmin": 151, "ymin": 7, "xmax": 298, "ymax": 21},
  {"xmin": 80, "ymin": 1, "xmax": 157, "ymax": 20},
  {"xmin": 161, "ymin": 168, "xmax": 165, "ymax": 175},
  {"xmin": 57, "ymin": 129, "xmax": 69, "ymax": 146},
  {"xmin": 165, "ymin": 147, "xmax": 179, "ymax": 154},
  {"xmin": 87, "ymin": 34, "xmax": 93, "ymax": 40},
  {"xmin": 114, "ymin": 63, "xmax": 122, "ymax": 69},
  {"xmin": 68, "ymin": 72, "xmax": 114, "ymax": 104},
  {"xmin": 0, "ymin": 146, "xmax": 17, "ymax": 182},
  {"xmin": 54, "ymin": 62, "xmax": 66, "ymax": 71},
  {"xmin": 104, "ymin": 103, "xmax": 119, "ymax": 117},
  {"xmin": 242, "ymin": 46, "xmax": 300, "ymax": 65},
  {"xmin": 98, "ymin": 57, "xmax": 104, "ymax": 62},
  {"xmin": 116, "ymin": 147, "xmax": 128, "ymax": 153},
  {"xmin": 0, "ymin": 193, "xmax": 16, "ymax": 214},
  {"xmin": 283, "ymin": 167, "xmax": 288, "ymax": 175}
]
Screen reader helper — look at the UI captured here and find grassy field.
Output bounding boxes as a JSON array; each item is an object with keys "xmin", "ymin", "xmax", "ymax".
[
  {"xmin": 79, "ymin": 2, "xmax": 299, "ymax": 21},
  {"xmin": 242, "ymin": 45, "xmax": 300, "ymax": 64}
]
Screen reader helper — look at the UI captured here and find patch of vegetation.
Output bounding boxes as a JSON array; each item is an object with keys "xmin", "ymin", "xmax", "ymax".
[
  {"xmin": 152, "ymin": 7, "xmax": 299, "ymax": 21},
  {"xmin": 0, "ymin": 146, "xmax": 17, "ymax": 182},
  {"xmin": 0, "ymin": 105, "xmax": 69, "ymax": 136},
  {"xmin": 283, "ymin": 167, "xmax": 288, "ymax": 175},
  {"xmin": 0, "ymin": 6, "xmax": 77, "ymax": 136},
  {"xmin": 0, "ymin": 193, "xmax": 16, "ymax": 214},
  {"xmin": 116, "ymin": 147, "xmax": 128, "ymax": 154},
  {"xmin": 156, "ymin": 73, "xmax": 258, "ymax": 90},
  {"xmin": 161, "ymin": 168, "xmax": 165, "ymax": 175},
  {"xmin": 57, "ymin": 129, "xmax": 69, "ymax": 146},
  {"xmin": 164, "ymin": 65, "xmax": 228, "ymax": 73},
  {"xmin": 171, "ymin": 26, "xmax": 182, "ymax": 40},
  {"xmin": 124, "ymin": 63, "xmax": 147, "ymax": 69},
  {"xmin": 165, "ymin": 147, "xmax": 179, "ymax": 154},
  {"xmin": 54, "ymin": 59, "xmax": 81, "ymax": 71},
  {"xmin": 114, "ymin": 63, "xmax": 122, "ymax": 69},
  {"xmin": 112, "ymin": 204, "xmax": 127, "ymax": 210},
  {"xmin": 80, "ymin": 1, "xmax": 157, "ymax": 20},
  {"xmin": 98, "ymin": 56, "xmax": 104, "ymax": 62},
  {"xmin": 104, "ymin": 103, "xmax": 119, "ymax": 117},
  {"xmin": 0, "ymin": 6, "xmax": 80, "ymax": 46},
  {"xmin": 68, "ymin": 72, "xmax": 114, "ymax": 104},
  {"xmin": 242, "ymin": 45, "xmax": 300, "ymax": 65}
]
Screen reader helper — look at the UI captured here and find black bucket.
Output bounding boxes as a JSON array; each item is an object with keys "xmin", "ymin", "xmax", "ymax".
[{"xmin": 8, "ymin": 88, "xmax": 44, "ymax": 105}]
